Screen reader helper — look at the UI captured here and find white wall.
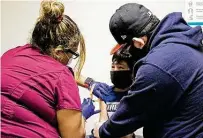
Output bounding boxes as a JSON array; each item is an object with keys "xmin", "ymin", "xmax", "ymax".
[{"xmin": 1, "ymin": 0, "xmax": 185, "ymax": 135}]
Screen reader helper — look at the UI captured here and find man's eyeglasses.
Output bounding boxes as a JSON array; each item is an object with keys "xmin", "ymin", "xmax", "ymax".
[{"xmin": 64, "ymin": 48, "xmax": 80, "ymax": 59}]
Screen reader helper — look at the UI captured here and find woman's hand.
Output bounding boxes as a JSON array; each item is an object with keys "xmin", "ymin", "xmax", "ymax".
[{"xmin": 82, "ymin": 98, "xmax": 100, "ymax": 120}]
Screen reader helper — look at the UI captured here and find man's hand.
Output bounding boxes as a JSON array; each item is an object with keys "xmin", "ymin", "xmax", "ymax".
[
  {"xmin": 92, "ymin": 83, "xmax": 117, "ymax": 102},
  {"xmin": 82, "ymin": 98, "xmax": 100, "ymax": 120}
]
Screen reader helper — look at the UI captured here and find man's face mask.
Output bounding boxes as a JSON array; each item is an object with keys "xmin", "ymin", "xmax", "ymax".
[
  {"xmin": 129, "ymin": 43, "xmax": 148, "ymax": 61},
  {"xmin": 119, "ymin": 42, "xmax": 148, "ymax": 62},
  {"xmin": 110, "ymin": 70, "xmax": 132, "ymax": 89},
  {"xmin": 115, "ymin": 34, "xmax": 149, "ymax": 61}
]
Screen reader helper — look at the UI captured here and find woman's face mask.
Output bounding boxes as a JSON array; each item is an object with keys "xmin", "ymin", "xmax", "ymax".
[
  {"xmin": 110, "ymin": 70, "xmax": 132, "ymax": 89},
  {"xmin": 67, "ymin": 57, "xmax": 73, "ymax": 65}
]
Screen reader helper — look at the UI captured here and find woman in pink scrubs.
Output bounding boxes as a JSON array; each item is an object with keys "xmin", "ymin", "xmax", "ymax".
[{"xmin": 1, "ymin": 0, "xmax": 87, "ymax": 137}]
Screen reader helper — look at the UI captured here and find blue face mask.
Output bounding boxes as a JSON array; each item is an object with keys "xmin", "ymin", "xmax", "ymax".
[{"xmin": 110, "ymin": 70, "xmax": 133, "ymax": 89}]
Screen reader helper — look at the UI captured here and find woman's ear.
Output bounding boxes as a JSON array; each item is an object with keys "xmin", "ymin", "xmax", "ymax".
[
  {"xmin": 132, "ymin": 36, "xmax": 148, "ymax": 49},
  {"xmin": 50, "ymin": 46, "xmax": 65, "ymax": 62},
  {"xmin": 54, "ymin": 47, "xmax": 63, "ymax": 55}
]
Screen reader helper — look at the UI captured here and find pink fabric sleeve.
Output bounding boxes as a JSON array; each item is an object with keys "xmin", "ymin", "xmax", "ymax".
[{"xmin": 55, "ymin": 68, "xmax": 81, "ymax": 111}]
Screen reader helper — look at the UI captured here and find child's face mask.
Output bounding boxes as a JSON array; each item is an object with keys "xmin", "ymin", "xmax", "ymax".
[{"xmin": 110, "ymin": 70, "xmax": 132, "ymax": 89}]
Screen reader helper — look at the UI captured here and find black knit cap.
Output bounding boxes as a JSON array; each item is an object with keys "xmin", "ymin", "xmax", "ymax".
[{"xmin": 109, "ymin": 3, "xmax": 159, "ymax": 45}]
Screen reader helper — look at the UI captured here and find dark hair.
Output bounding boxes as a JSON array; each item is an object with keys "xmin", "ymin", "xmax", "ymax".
[
  {"xmin": 112, "ymin": 51, "xmax": 135, "ymax": 70},
  {"xmin": 30, "ymin": 0, "xmax": 86, "ymax": 79}
]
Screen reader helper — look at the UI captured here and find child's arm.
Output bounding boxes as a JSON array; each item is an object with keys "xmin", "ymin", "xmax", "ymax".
[{"xmin": 99, "ymin": 100, "xmax": 108, "ymax": 122}]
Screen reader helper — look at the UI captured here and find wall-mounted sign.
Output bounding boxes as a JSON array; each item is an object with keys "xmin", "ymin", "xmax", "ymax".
[{"xmin": 185, "ymin": 0, "xmax": 203, "ymax": 30}]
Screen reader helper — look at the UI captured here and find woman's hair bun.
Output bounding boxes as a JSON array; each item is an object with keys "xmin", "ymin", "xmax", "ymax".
[{"xmin": 39, "ymin": 0, "xmax": 64, "ymax": 23}]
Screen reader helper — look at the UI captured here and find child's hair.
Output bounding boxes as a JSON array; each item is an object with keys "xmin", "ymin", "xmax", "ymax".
[{"xmin": 112, "ymin": 51, "xmax": 135, "ymax": 70}]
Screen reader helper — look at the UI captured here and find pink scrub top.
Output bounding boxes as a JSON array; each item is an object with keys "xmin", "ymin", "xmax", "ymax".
[{"xmin": 1, "ymin": 44, "xmax": 81, "ymax": 138}]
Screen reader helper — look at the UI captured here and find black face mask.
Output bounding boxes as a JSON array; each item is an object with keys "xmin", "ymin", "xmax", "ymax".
[
  {"xmin": 110, "ymin": 70, "xmax": 133, "ymax": 89},
  {"xmin": 118, "ymin": 41, "xmax": 149, "ymax": 62},
  {"xmin": 128, "ymin": 42, "xmax": 149, "ymax": 61}
]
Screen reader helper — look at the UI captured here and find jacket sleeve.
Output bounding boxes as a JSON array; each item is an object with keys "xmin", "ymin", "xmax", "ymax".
[{"xmin": 99, "ymin": 64, "xmax": 184, "ymax": 138}]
